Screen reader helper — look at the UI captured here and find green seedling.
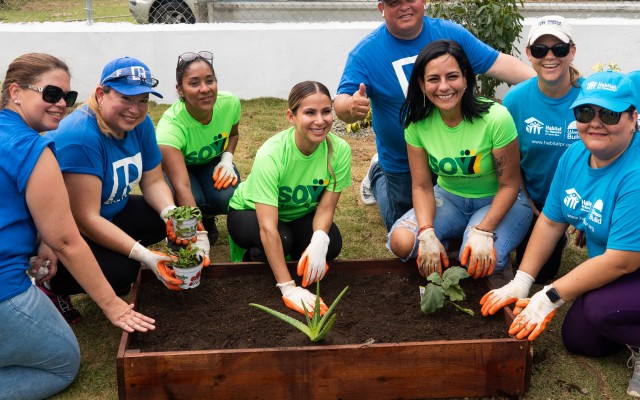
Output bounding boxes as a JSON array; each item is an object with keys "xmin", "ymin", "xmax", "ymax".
[
  {"xmin": 165, "ymin": 205, "xmax": 202, "ymax": 223},
  {"xmin": 250, "ymin": 282, "xmax": 348, "ymax": 342},
  {"xmin": 420, "ymin": 266, "xmax": 474, "ymax": 316},
  {"xmin": 169, "ymin": 245, "xmax": 202, "ymax": 269}
]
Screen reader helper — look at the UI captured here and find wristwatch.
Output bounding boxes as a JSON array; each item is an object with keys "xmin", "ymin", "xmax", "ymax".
[{"xmin": 545, "ymin": 286, "xmax": 564, "ymax": 305}]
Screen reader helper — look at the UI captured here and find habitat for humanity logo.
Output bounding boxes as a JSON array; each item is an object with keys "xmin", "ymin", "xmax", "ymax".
[
  {"xmin": 587, "ymin": 199, "xmax": 604, "ymax": 225},
  {"xmin": 563, "ymin": 188, "xmax": 581, "ymax": 209},
  {"xmin": 585, "ymin": 81, "xmax": 618, "ymax": 93},
  {"xmin": 525, "ymin": 117, "xmax": 544, "ymax": 135}
]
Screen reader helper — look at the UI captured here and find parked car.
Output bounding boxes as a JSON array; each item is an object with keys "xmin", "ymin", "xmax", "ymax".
[{"xmin": 129, "ymin": 0, "xmax": 198, "ymax": 24}]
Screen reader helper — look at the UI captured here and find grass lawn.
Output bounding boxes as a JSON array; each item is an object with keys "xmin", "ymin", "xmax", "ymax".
[{"xmin": 51, "ymin": 99, "xmax": 631, "ymax": 400}]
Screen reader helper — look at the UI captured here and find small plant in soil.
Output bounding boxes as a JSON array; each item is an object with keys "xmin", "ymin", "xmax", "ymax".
[
  {"xmin": 169, "ymin": 245, "xmax": 202, "ymax": 269},
  {"xmin": 249, "ymin": 282, "xmax": 349, "ymax": 342},
  {"xmin": 420, "ymin": 266, "xmax": 474, "ymax": 316}
]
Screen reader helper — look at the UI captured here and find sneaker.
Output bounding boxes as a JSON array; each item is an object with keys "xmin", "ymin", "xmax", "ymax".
[
  {"xmin": 36, "ymin": 282, "xmax": 82, "ymax": 325},
  {"xmin": 202, "ymin": 217, "xmax": 219, "ymax": 245},
  {"xmin": 360, "ymin": 153, "xmax": 378, "ymax": 205},
  {"xmin": 628, "ymin": 346, "xmax": 640, "ymax": 397}
]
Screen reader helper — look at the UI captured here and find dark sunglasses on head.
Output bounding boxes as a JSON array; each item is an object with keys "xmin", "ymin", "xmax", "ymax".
[
  {"xmin": 573, "ymin": 105, "xmax": 632, "ymax": 126},
  {"xmin": 178, "ymin": 51, "xmax": 214, "ymax": 65},
  {"xmin": 21, "ymin": 84, "xmax": 78, "ymax": 107},
  {"xmin": 529, "ymin": 43, "xmax": 571, "ymax": 59}
]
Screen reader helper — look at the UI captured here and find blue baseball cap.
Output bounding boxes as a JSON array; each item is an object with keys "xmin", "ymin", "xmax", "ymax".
[
  {"xmin": 626, "ymin": 70, "xmax": 640, "ymax": 109},
  {"xmin": 99, "ymin": 57, "xmax": 163, "ymax": 98},
  {"xmin": 570, "ymin": 71, "xmax": 636, "ymax": 112}
]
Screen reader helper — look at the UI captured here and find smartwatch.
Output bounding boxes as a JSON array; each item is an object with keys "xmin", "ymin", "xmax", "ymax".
[{"xmin": 545, "ymin": 286, "xmax": 564, "ymax": 306}]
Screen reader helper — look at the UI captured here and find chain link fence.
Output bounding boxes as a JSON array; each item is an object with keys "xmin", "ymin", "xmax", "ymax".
[{"xmin": 1, "ymin": 0, "xmax": 640, "ymax": 24}]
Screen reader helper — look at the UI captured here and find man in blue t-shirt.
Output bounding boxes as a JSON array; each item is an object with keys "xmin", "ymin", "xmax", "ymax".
[{"xmin": 335, "ymin": 0, "xmax": 535, "ymax": 232}]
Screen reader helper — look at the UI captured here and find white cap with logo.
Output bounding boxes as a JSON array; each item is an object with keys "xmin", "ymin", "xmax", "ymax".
[{"xmin": 527, "ymin": 15, "xmax": 574, "ymax": 45}]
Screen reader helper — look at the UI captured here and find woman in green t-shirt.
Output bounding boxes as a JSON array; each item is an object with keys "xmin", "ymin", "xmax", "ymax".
[
  {"xmin": 227, "ymin": 81, "xmax": 352, "ymax": 317},
  {"xmin": 388, "ymin": 40, "xmax": 532, "ymax": 284},
  {"xmin": 156, "ymin": 51, "xmax": 241, "ymax": 245}
]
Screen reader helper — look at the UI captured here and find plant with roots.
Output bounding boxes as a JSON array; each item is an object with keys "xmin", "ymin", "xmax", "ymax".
[
  {"xmin": 420, "ymin": 266, "xmax": 474, "ymax": 316},
  {"xmin": 250, "ymin": 282, "xmax": 349, "ymax": 342}
]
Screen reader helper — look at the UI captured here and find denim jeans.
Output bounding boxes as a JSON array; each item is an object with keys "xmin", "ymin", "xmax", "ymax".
[
  {"xmin": 0, "ymin": 285, "xmax": 80, "ymax": 400},
  {"xmin": 166, "ymin": 154, "xmax": 241, "ymax": 216},
  {"xmin": 389, "ymin": 185, "xmax": 533, "ymax": 271},
  {"xmin": 369, "ymin": 162, "xmax": 413, "ymax": 232}
]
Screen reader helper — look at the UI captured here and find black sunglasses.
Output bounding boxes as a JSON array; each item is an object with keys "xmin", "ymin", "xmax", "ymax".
[
  {"xmin": 21, "ymin": 84, "xmax": 78, "ymax": 107},
  {"xmin": 529, "ymin": 43, "xmax": 571, "ymax": 59},
  {"xmin": 573, "ymin": 105, "xmax": 631, "ymax": 126},
  {"xmin": 178, "ymin": 51, "xmax": 214, "ymax": 65}
]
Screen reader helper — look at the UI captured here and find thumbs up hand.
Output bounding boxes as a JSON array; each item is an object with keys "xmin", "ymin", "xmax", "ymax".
[{"xmin": 350, "ymin": 83, "xmax": 371, "ymax": 121}]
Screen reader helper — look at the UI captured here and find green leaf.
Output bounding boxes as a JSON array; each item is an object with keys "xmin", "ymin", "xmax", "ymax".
[
  {"xmin": 427, "ymin": 272, "xmax": 443, "ymax": 285},
  {"xmin": 451, "ymin": 302, "xmax": 475, "ymax": 316},
  {"xmin": 420, "ymin": 283, "xmax": 445, "ymax": 314},
  {"xmin": 442, "ymin": 266, "xmax": 469, "ymax": 288},
  {"xmin": 445, "ymin": 284, "xmax": 465, "ymax": 302},
  {"xmin": 249, "ymin": 303, "xmax": 312, "ymax": 339}
]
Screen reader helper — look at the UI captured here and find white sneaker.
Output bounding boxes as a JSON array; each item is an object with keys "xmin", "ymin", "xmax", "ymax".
[
  {"xmin": 628, "ymin": 346, "xmax": 640, "ymax": 397},
  {"xmin": 360, "ymin": 154, "xmax": 378, "ymax": 205}
]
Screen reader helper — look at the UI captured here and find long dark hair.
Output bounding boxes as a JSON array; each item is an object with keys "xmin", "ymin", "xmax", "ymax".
[{"xmin": 400, "ymin": 40, "xmax": 493, "ymax": 128}]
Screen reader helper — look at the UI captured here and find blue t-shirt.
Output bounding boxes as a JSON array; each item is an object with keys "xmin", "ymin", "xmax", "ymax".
[
  {"xmin": 46, "ymin": 106, "xmax": 162, "ymax": 221},
  {"xmin": 503, "ymin": 77, "xmax": 583, "ymax": 207},
  {"xmin": 543, "ymin": 133, "xmax": 640, "ymax": 258},
  {"xmin": 0, "ymin": 109, "xmax": 53, "ymax": 302},
  {"xmin": 337, "ymin": 16, "xmax": 499, "ymax": 173}
]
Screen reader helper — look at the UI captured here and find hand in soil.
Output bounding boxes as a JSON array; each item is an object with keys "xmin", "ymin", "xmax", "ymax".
[
  {"xmin": 417, "ymin": 227, "xmax": 449, "ymax": 277},
  {"xmin": 277, "ymin": 280, "xmax": 327, "ymax": 317},
  {"xmin": 296, "ymin": 230, "xmax": 330, "ymax": 287},
  {"xmin": 480, "ymin": 270, "xmax": 535, "ymax": 316}
]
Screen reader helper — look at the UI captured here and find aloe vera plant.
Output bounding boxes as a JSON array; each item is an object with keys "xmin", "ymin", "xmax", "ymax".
[
  {"xmin": 420, "ymin": 266, "xmax": 474, "ymax": 316},
  {"xmin": 250, "ymin": 282, "xmax": 348, "ymax": 342}
]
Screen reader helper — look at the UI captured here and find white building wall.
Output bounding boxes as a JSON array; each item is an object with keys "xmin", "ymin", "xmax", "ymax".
[{"xmin": 1, "ymin": 18, "xmax": 640, "ymax": 104}]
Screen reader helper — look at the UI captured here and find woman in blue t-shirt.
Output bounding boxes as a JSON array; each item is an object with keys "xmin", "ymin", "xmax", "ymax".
[
  {"xmin": 482, "ymin": 71, "xmax": 640, "ymax": 398},
  {"xmin": 43, "ymin": 57, "xmax": 210, "ymax": 323},
  {"xmin": 503, "ymin": 16, "xmax": 584, "ymax": 285},
  {"xmin": 0, "ymin": 53, "xmax": 155, "ymax": 400}
]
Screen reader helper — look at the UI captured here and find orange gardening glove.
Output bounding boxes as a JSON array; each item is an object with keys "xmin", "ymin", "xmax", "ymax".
[
  {"xmin": 296, "ymin": 230, "xmax": 330, "ymax": 287},
  {"xmin": 276, "ymin": 280, "xmax": 327, "ymax": 317},
  {"xmin": 129, "ymin": 242, "xmax": 183, "ymax": 290},
  {"xmin": 480, "ymin": 270, "xmax": 535, "ymax": 316},
  {"xmin": 416, "ymin": 227, "xmax": 449, "ymax": 277},
  {"xmin": 461, "ymin": 227, "xmax": 496, "ymax": 279},
  {"xmin": 212, "ymin": 152, "xmax": 238, "ymax": 190},
  {"xmin": 508, "ymin": 285, "xmax": 563, "ymax": 341}
]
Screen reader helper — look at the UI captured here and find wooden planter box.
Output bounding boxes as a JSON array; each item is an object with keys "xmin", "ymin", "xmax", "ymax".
[{"xmin": 117, "ymin": 259, "xmax": 532, "ymax": 399}]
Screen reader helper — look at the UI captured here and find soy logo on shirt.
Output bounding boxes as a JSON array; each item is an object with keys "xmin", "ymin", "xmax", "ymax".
[
  {"xmin": 185, "ymin": 132, "xmax": 229, "ymax": 164},
  {"xmin": 428, "ymin": 149, "xmax": 481, "ymax": 176},
  {"xmin": 278, "ymin": 178, "xmax": 329, "ymax": 208}
]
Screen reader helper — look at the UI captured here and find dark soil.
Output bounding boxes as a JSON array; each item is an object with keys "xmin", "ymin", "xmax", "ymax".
[{"xmin": 130, "ymin": 270, "xmax": 510, "ymax": 352}]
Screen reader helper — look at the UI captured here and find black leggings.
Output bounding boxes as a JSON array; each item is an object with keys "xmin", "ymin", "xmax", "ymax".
[
  {"xmin": 227, "ymin": 209, "xmax": 342, "ymax": 261},
  {"xmin": 50, "ymin": 195, "xmax": 166, "ymax": 296}
]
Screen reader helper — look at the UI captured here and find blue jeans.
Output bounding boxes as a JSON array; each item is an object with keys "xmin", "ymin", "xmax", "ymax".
[
  {"xmin": 0, "ymin": 285, "xmax": 80, "ymax": 400},
  {"xmin": 369, "ymin": 162, "xmax": 413, "ymax": 232},
  {"xmin": 166, "ymin": 155, "xmax": 241, "ymax": 216},
  {"xmin": 389, "ymin": 185, "xmax": 533, "ymax": 271}
]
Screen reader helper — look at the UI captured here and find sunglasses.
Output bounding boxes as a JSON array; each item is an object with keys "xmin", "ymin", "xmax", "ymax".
[
  {"xmin": 21, "ymin": 84, "xmax": 78, "ymax": 107},
  {"xmin": 529, "ymin": 43, "xmax": 571, "ymax": 59},
  {"xmin": 101, "ymin": 68, "xmax": 159, "ymax": 88},
  {"xmin": 573, "ymin": 105, "xmax": 631, "ymax": 126},
  {"xmin": 178, "ymin": 51, "xmax": 214, "ymax": 65}
]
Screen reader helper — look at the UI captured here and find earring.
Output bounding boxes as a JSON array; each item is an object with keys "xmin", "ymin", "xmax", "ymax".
[
  {"xmin": 423, "ymin": 93, "xmax": 426, "ymax": 108},
  {"xmin": 13, "ymin": 99, "xmax": 19, "ymax": 105},
  {"xmin": 382, "ymin": 10, "xmax": 385, "ymax": 17}
]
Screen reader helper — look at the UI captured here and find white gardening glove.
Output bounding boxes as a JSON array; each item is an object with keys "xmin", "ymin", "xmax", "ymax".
[
  {"xmin": 194, "ymin": 229, "xmax": 211, "ymax": 267},
  {"xmin": 212, "ymin": 152, "xmax": 238, "ymax": 190},
  {"xmin": 509, "ymin": 285, "xmax": 563, "ymax": 341},
  {"xmin": 461, "ymin": 227, "xmax": 496, "ymax": 279},
  {"xmin": 416, "ymin": 227, "xmax": 449, "ymax": 277},
  {"xmin": 276, "ymin": 280, "xmax": 328, "ymax": 317},
  {"xmin": 480, "ymin": 270, "xmax": 535, "ymax": 316},
  {"xmin": 128, "ymin": 242, "xmax": 183, "ymax": 290},
  {"xmin": 296, "ymin": 230, "xmax": 330, "ymax": 287}
]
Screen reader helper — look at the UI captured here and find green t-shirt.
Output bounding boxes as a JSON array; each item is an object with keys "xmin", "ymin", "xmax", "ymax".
[
  {"xmin": 404, "ymin": 101, "xmax": 517, "ymax": 198},
  {"xmin": 156, "ymin": 91, "xmax": 241, "ymax": 165},
  {"xmin": 229, "ymin": 127, "xmax": 352, "ymax": 222}
]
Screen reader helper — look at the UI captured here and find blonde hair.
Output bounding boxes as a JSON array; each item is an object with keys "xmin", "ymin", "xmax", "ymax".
[
  {"xmin": 288, "ymin": 81, "xmax": 337, "ymax": 191},
  {"xmin": 86, "ymin": 86, "xmax": 120, "ymax": 138}
]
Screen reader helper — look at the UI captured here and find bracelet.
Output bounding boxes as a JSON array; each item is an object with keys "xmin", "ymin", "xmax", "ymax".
[{"xmin": 417, "ymin": 225, "xmax": 434, "ymax": 236}]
